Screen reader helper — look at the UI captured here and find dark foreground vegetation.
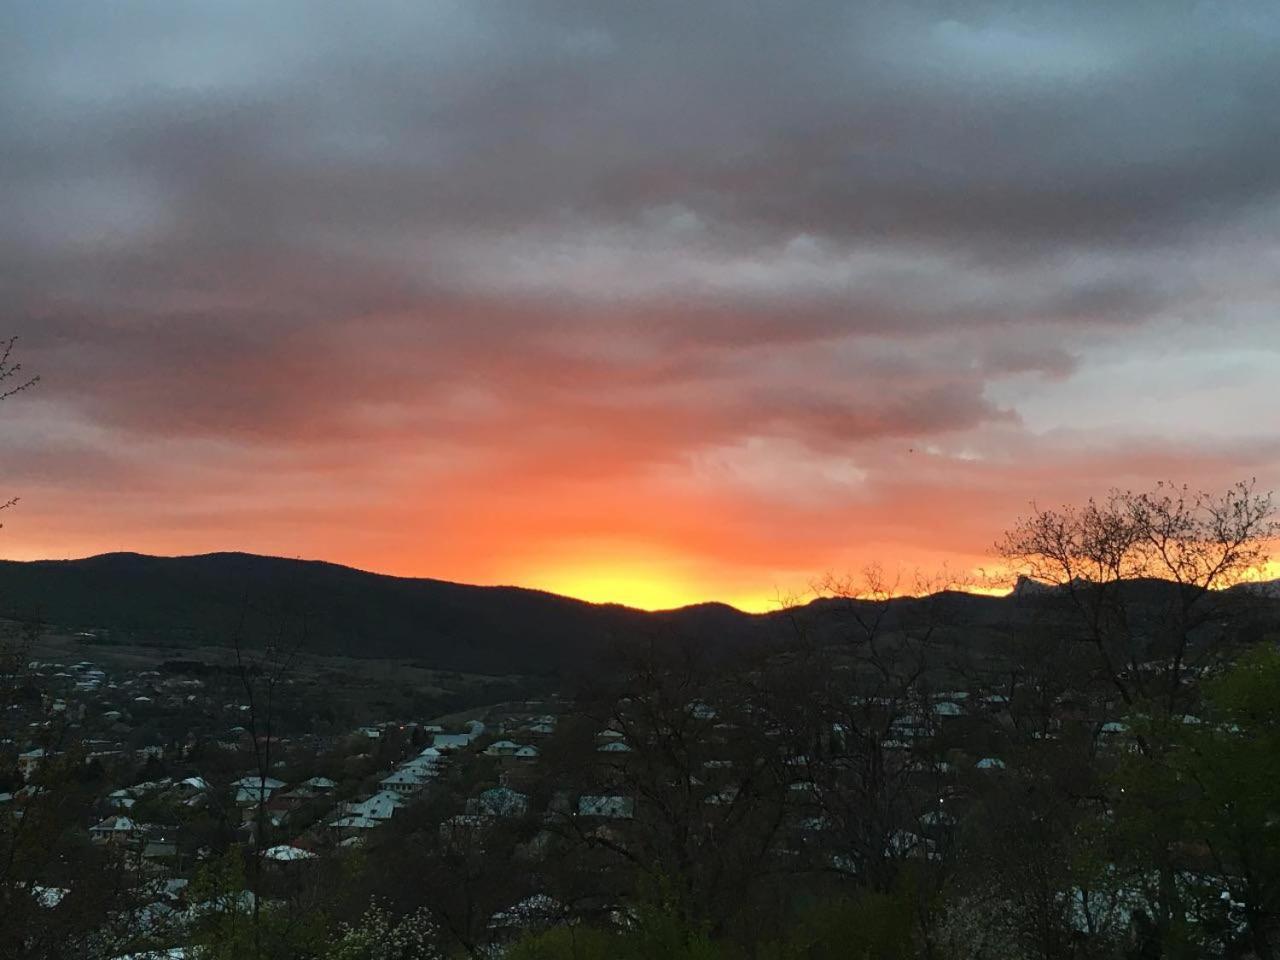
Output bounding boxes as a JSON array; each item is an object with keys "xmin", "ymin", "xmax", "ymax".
[{"xmin": 3, "ymin": 481, "xmax": 1280, "ymax": 960}]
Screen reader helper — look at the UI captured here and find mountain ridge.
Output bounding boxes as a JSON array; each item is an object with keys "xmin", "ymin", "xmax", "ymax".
[
  {"xmin": 0, "ymin": 551, "xmax": 796, "ymax": 674},
  {"xmin": 1, "ymin": 552, "xmax": 1275, "ymax": 676}
]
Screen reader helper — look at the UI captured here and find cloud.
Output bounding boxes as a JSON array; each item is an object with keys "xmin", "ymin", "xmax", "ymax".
[{"xmin": 0, "ymin": 1, "xmax": 1277, "ymax": 604}]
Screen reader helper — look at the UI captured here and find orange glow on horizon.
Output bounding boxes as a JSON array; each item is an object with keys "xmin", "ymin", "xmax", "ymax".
[
  {"xmin": 515, "ymin": 546, "xmax": 792, "ymax": 613},
  {"xmin": 534, "ymin": 567, "xmax": 775, "ymax": 612},
  {"xmin": 1, "ymin": 494, "xmax": 1275, "ymax": 614}
]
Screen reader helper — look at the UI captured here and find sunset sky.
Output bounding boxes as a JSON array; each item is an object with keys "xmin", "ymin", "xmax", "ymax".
[{"xmin": 2, "ymin": 3, "xmax": 1279, "ymax": 611}]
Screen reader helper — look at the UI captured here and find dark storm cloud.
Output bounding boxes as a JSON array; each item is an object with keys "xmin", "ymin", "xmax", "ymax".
[{"xmin": 1, "ymin": 0, "xmax": 1278, "ymax": 589}]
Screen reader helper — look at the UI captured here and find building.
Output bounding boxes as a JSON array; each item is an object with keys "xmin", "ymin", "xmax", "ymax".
[{"xmin": 90, "ymin": 815, "xmax": 143, "ymax": 845}]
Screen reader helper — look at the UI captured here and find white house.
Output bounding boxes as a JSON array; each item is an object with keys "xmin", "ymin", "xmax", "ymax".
[
  {"xmin": 432, "ymin": 732, "xmax": 476, "ymax": 752},
  {"xmin": 233, "ymin": 775, "xmax": 285, "ymax": 790},
  {"xmin": 347, "ymin": 790, "xmax": 405, "ymax": 821},
  {"xmin": 90, "ymin": 815, "xmax": 143, "ymax": 845},
  {"xmin": 329, "ymin": 815, "xmax": 378, "ymax": 836},
  {"xmin": 107, "ymin": 789, "xmax": 137, "ymax": 811},
  {"xmin": 233, "ymin": 775, "xmax": 286, "ymax": 806},
  {"xmin": 264, "ymin": 844, "xmax": 318, "ymax": 862},
  {"xmin": 484, "ymin": 740, "xmax": 523, "ymax": 758},
  {"xmin": 381, "ymin": 768, "xmax": 432, "ymax": 794}
]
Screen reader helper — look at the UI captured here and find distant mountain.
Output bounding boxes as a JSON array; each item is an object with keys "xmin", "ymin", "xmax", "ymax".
[
  {"xmin": 0, "ymin": 553, "xmax": 791, "ymax": 675},
  {"xmin": 0, "ymin": 553, "xmax": 1273, "ymax": 675},
  {"xmin": 1011, "ymin": 575, "xmax": 1057, "ymax": 597},
  {"xmin": 1233, "ymin": 579, "xmax": 1280, "ymax": 600}
]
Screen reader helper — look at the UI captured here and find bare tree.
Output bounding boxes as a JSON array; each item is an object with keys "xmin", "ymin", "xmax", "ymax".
[
  {"xmin": 997, "ymin": 480, "xmax": 1278, "ymax": 949},
  {"xmin": 998, "ymin": 480, "xmax": 1276, "ymax": 717},
  {"xmin": 230, "ymin": 598, "xmax": 307, "ymax": 960},
  {"xmin": 0, "ymin": 337, "xmax": 39, "ymax": 523}
]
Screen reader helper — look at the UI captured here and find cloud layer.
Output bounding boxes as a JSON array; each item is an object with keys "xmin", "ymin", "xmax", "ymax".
[{"xmin": 2, "ymin": 2, "xmax": 1278, "ymax": 607}]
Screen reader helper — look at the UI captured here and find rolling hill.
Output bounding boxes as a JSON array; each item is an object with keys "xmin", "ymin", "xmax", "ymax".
[
  {"xmin": 0, "ymin": 553, "xmax": 790, "ymax": 675},
  {"xmin": 0, "ymin": 553, "xmax": 1274, "ymax": 676}
]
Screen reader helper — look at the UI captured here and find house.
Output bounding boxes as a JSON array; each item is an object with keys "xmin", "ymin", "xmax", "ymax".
[
  {"xmin": 402, "ymin": 761, "xmax": 442, "ymax": 782},
  {"xmin": 485, "ymin": 740, "xmax": 538, "ymax": 764},
  {"xmin": 264, "ymin": 844, "xmax": 318, "ymax": 862},
  {"xmin": 233, "ymin": 775, "xmax": 286, "ymax": 790},
  {"xmin": 484, "ymin": 740, "xmax": 523, "ymax": 758},
  {"xmin": 31, "ymin": 886, "xmax": 68, "ymax": 909},
  {"xmin": 234, "ymin": 775, "xmax": 286, "ymax": 806},
  {"xmin": 304, "ymin": 776, "xmax": 337, "ymax": 791},
  {"xmin": 381, "ymin": 768, "xmax": 432, "ymax": 794},
  {"xmin": 235, "ymin": 785, "xmax": 275, "ymax": 806},
  {"xmin": 403, "ymin": 748, "xmax": 445, "ymax": 775},
  {"xmin": 346, "ymin": 790, "xmax": 405, "ymax": 821},
  {"xmin": 329, "ymin": 815, "xmax": 378, "ymax": 838},
  {"xmin": 107, "ymin": 788, "xmax": 137, "ymax": 811},
  {"xmin": 401, "ymin": 754, "xmax": 444, "ymax": 776},
  {"xmin": 432, "ymin": 732, "xmax": 476, "ymax": 752},
  {"xmin": 174, "ymin": 777, "xmax": 210, "ymax": 798},
  {"xmin": 90, "ymin": 815, "xmax": 143, "ymax": 845}
]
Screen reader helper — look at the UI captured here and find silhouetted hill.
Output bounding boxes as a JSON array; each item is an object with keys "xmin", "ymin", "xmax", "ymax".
[
  {"xmin": 0, "ymin": 553, "xmax": 793, "ymax": 675},
  {"xmin": 0, "ymin": 553, "xmax": 1274, "ymax": 675}
]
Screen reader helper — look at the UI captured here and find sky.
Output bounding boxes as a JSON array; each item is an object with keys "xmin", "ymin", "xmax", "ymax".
[{"xmin": 2, "ymin": 2, "xmax": 1279, "ymax": 611}]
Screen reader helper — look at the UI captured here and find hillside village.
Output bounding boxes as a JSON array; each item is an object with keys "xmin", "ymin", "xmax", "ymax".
[
  {"xmin": 6, "ymin": 650, "xmax": 562, "ymax": 857},
  {"xmin": 5, "ymin": 607, "xmax": 1270, "ymax": 959}
]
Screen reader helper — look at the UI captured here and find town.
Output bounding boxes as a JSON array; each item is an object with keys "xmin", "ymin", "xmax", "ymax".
[{"xmin": 6, "ymin": 514, "xmax": 1280, "ymax": 960}]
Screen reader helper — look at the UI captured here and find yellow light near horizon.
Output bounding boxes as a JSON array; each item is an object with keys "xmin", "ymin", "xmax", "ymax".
[
  {"xmin": 539, "ymin": 567, "xmax": 697, "ymax": 611},
  {"xmin": 530, "ymin": 552, "xmax": 1280, "ymax": 616},
  {"xmin": 533, "ymin": 560, "xmax": 782, "ymax": 613}
]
